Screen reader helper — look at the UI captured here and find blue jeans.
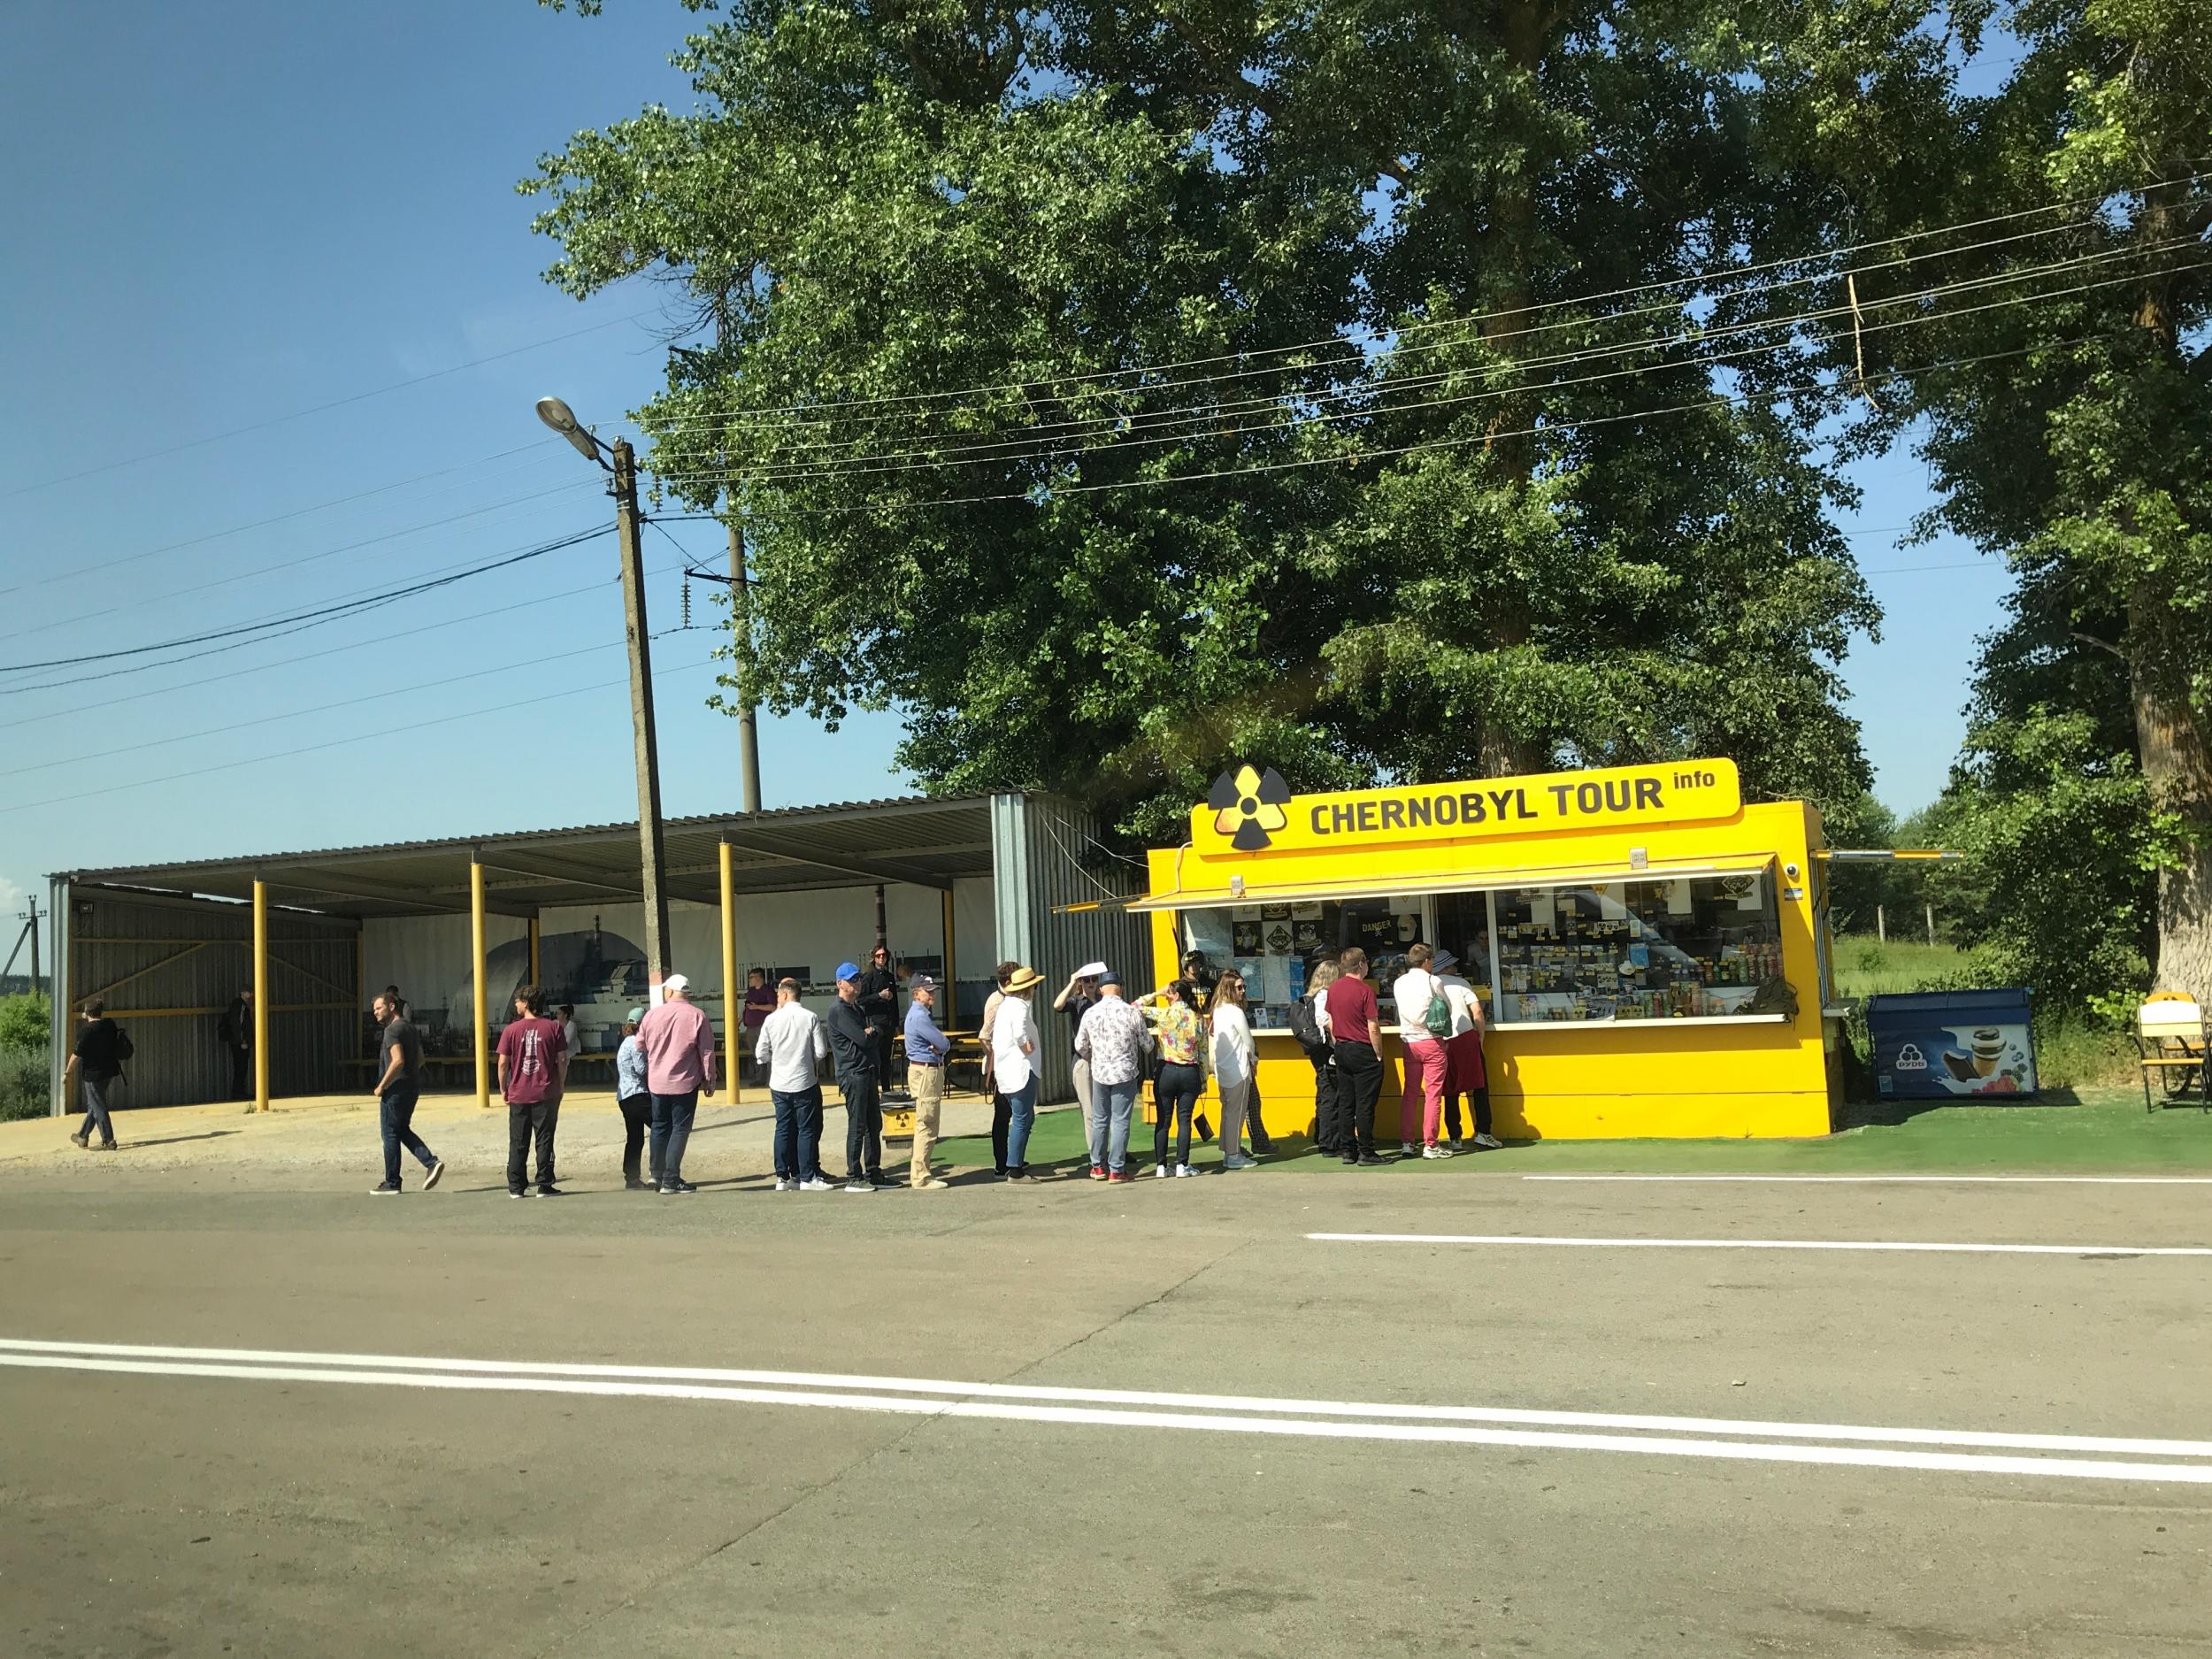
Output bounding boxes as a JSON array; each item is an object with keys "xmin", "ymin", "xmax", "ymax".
[
  {"xmin": 650, "ymin": 1089, "xmax": 698, "ymax": 1185},
  {"xmin": 77, "ymin": 1076, "xmax": 117, "ymax": 1147},
  {"xmin": 1089, "ymin": 1077, "xmax": 1137, "ymax": 1172},
  {"xmin": 772, "ymin": 1086, "xmax": 823, "ymax": 1180},
  {"xmin": 1003, "ymin": 1076, "xmax": 1040, "ymax": 1171},
  {"xmin": 379, "ymin": 1084, "xmax": 436, "ymax": 1187}
]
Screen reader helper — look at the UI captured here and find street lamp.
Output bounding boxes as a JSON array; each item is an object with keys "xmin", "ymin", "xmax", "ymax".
[{"xmin": 538, "ymin": 395, "xmax": 672, "ymax": 1002}]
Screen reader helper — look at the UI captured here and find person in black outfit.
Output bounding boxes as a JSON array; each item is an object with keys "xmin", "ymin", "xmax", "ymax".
[
  {"xmin": 218, "ymin": 988, "xmax": 252, "ymax": 1101},
  {"xmin": 826, "ymin": 963, "xmax": 887, "ymax": 1190},
  {"xmin": 64, "ymin": 997, "xmax": 127, "ymax": 1150},
  {"xmin": 855, "ymin": 944, "xmax": 901, "ymax": 1088},
  {"xmin": 367, "ymin": 990, "xmax": 444, "ymax": 1194}
]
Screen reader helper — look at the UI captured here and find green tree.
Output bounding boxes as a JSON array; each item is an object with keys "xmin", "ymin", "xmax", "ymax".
[
  {"xmin": 1793, "ymin": 0, "xmax": 2211, "ymax": 999},
  {"xmin": 523, "ymin": 2, "xmax": 1899, "ymax": 839}
]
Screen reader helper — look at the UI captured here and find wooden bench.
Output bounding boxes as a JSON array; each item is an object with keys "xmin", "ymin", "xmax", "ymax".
[{"xmin": 2136, "ymin": 995, "xmax": 2209, "ymax": 1113}]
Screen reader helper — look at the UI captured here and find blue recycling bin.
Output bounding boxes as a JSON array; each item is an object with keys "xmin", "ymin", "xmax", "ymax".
[{"xmin": 1865, "ymin": 988, "xmax": 2038, "ymax": 1099}]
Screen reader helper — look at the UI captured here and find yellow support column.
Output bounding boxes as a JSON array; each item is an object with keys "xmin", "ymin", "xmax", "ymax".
[
  {"xmin": 719, "ymin": 840, "xmax": 739, "ymax": 1103},
  {"xmin": 253, "ymin": 879, "xmax": 270, "ymax": 1112},
  {"xmin": 472, "ymin": 862, "xmax": 490, "ymax": 1110},
  {"xmin": 941, "ymin": 887, "xmax": 956, "ymax": 1002},
  {"xmin": 528, "ymin": 915, "xmax": 541, "ymax": 986}
]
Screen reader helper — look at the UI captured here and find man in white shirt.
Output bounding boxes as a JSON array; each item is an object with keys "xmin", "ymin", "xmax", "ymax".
[
  {"xmin": 1391, "ymin": 943, "xmax": 1452, "ymax": 1159},
  {"xmin": 755, "ymin": 978, "xmax": 833, "ymax": 1190}
]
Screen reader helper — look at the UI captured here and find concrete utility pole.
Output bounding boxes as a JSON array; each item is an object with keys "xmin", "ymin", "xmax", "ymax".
[
  {"xmin": 613, "ymin": 437, "xmax": 673, "ymax": 1002},
  {"xmin": 728, "ymin": 516, "xmax": 762, "ymax": 815}
]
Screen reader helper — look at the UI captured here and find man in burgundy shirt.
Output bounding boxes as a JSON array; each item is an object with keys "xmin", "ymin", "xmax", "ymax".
[
  {"xmin": 1324, "ymin": 948, "xmax": 1386, "ymax": 1165},
  {"xmin": 638, "ymin": 972, "xmax": 718, "ymax": 1194},
  {"xmin": 495, "ymin": 984, "xmax": 569, "ymax": 1196}
]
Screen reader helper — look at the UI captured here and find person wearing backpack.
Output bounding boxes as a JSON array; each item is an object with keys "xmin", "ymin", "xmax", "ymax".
[
  {"xmin": 64, "ymin": 997, "xmax": 129, "ymax": 1151},
  {"xmin": 1294, "ymin": 958, "xmax": 1340, "ymax": 1151},
  {"xmin": 1392, "ymin": 943, "xmax": 1454, "ymax": 1159}
]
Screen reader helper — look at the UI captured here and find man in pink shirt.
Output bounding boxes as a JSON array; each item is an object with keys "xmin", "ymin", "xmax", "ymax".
[{"xmin": 637, "ymin": 972, "xmax": 718, "ymax": 1194}]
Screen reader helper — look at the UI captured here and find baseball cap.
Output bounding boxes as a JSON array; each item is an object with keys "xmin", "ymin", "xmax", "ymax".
[
  {"xmin": 835, "ymin": 961, "xmax": 860, "ymax": 982},
  {"xmin": 910, "ymin": 973, "xmax": 936, "ymax": 992},
  {"xmin": 626, "ymin": 1006, "xmax": 646, "ymax": 1024},
  {"xmin": 664, "ymin": 972, "xmax": 690, "ymax": 995}
]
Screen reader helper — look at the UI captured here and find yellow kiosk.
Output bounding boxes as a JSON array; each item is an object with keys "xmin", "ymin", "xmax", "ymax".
[{"xmin": 1141, "ymin": 757, "xmax": 1839, "ymax": 1139}]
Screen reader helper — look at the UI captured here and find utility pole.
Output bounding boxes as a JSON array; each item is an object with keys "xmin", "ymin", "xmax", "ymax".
[
  {"xmin": 728, "ymin": 516, "xmax": 763, "ymax": 814},
  {"xmin": 614, "ymin": 438, "xmax": 672, "ymax": 1002},
  {"xmin": 27, "ymin": 895, "xmax": 38, "ymax": 993}
]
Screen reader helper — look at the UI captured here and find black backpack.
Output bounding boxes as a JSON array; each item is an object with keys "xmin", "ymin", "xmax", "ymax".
[{"xmin": 1287, "ymin": 995, "xmax": 1329, "ymax": 1060}]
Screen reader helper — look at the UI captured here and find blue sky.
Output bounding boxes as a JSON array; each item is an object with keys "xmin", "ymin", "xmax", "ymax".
[{"xmin": 0, "ymin": 0, "xmax": 2008, "ymax": 923}]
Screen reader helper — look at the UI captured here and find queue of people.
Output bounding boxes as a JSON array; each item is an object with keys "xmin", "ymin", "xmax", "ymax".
[{"xmin": 60, "ymin": 942, "xmax": 1496, "ymax": 1191}]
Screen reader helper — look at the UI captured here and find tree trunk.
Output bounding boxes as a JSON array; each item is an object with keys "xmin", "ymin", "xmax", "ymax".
[{"xmin": 2132, "ymin": 657, "xmax": 2212, "ymax": 1002}]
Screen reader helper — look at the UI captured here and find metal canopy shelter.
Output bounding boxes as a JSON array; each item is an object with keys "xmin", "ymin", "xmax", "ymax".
[{"xmin": 60, "ymin": 795, "xmax": 996, "ymax": 920}]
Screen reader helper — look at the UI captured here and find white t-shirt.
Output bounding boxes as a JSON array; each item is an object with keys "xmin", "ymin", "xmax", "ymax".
[
  {"xmin": 1310, "ymin": 981, "xmax": 1333, "ymax": 1041},
  {"xmin": 1392, "ymin": 968, "xmax": 1445, "ymax": 1042},
  {"xmin": 992, "ymin": 994, "xmax": 1039, "ymax": 1093},
  {"xmin": 1210, "ymin": 1003, "xmax": 1256, "ymax": 1087},
  {"xmin": 1436, "ymin": 973, "xmax": 1482, "ymax": 1037},
  {"xmin": 560, "ymin": 1018, "xmax": 581, "ymax": 1056}
]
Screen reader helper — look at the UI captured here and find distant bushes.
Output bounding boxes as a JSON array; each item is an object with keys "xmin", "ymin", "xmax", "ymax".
[{"xmin": 0, "ymin": 994, "xmax": 50, "ymax": 1121}]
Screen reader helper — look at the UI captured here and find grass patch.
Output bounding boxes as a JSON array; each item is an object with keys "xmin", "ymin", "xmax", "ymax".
[
  {"xmin": 1832, "ymin": 937, "xmax": 1970, "ymax": 1000},
  {"xmin": 0, "ymin": 1045, "xmax": 49, "ymax": 1122},
  {"xmin": 938, "ymin": 1087, "xmax": 2212, "ymax": 1179}
]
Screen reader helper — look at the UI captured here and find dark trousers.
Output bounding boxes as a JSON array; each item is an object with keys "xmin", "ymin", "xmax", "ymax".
[
  {"xmin": 228, "ymin": 1046, "xmax": 250, "ymax": 1102},
  {"xmin": 773, "ymin": 1086, "xmax": 824, "ymax": 1180},
  {"xmin": 1246, "ymin": 1079, "xmax": 1272, "ymax": 1152},
  {"xmin": 77, "ymin": 1076, "xmax": 117, "ymax": 1147},
  {"xmin": 990, "ymin": 1089, "xmax": 1010, "ymax": 1173},
  {"xmin": 1444, "ymin": 1086, "xmax": 1493, "ymax": 1139},
  {"xmin": 379, "ymin": 1084, "xmax": 435, "ymax": 1187},
  {"xmin": 841, "ymin": 1072, "xmax": 882, "ymax": 1179},
  {"xmin": 651, "ymin": 1089, "xmax": 699, "ymax": 1185},
  {"xmin": 872, "ymin": 1029, "xmax": 900, "ymax": 1092},
  {"xmin": 1330, "ymin": 1040, "xmax": 1381, "ymax": 1158},
  {"xmin": 1154, "ymin": 1061, "xmax": 1203, "ymax": 1167},
  {"xmin": 616, "ymin": 1093, "xmax": 653, "ymax": 1182},
  {"xmin": 1309, "ymin": 1052, "xmax": 1338, "ymax": 1150},
  {"xmin": 506, "ymin": 1097, "xmax": 559, "ymax": 1193}
]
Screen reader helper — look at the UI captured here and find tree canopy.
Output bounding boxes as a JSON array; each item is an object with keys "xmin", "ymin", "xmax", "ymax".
[{"xmin": 520, "ymin": 0, "xmax": 1938, "ymax": 840}]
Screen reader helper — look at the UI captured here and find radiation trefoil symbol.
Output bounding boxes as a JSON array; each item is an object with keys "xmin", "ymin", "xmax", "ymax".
[{"xmin": 1209, "ymin": 764, "xmax": 1292, "ymax": 850}]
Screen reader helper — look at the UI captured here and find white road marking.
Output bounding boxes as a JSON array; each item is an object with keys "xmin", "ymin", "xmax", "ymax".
[
  {"xmin": 2, "ymin": 1338, "xmax": 2209, "ymax": 1484},
  {"xmin": 1523, "ymin": 1174, "xmax": 2212, "ymax": 1185},
  {"xmin": 1308, "ymin": 1233, "xmax": 2212, "ymax": 1256}
]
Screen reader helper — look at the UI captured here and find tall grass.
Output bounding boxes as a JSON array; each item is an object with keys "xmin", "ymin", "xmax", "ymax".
[{"xmin": 0, "ymin": 1045, "xmax": 49, "ymax": 1122}]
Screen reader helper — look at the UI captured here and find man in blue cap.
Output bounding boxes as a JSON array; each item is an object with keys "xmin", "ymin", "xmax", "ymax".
[{"xmin": 826, "ymin": 961, "xmax": 888, "ymax": 1191}]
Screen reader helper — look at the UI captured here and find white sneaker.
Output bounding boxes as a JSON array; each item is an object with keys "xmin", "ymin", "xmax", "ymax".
[
  {"xmin": 1154, "ymin": 1164, "xmax": 1171, "ymax": 1179},
  {"xmin": 773, "ymin": 1177, "xmax": 794, "ymax": 1191},
  {"xmin": 1422, "ymin": 1144, "xmax": 1455, "ymax": 1159},
  {"xmin": 798, "ymin": 1177, "xmax": 834, "ymax": 1192},
  {"xmin": 1473, "ymin": 1133, "xmax": 1504, "ymax": 1149},
  {"xmin": 1175, "ymin": 1164, "xmax": 1195, "ymax": 1178},
  {"xmin": 1402, "ymin": 1141, "xmax": 1418, "ymax": 1158}
]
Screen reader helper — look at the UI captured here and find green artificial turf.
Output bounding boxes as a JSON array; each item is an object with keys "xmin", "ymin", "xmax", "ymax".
[{"xmin": 935, "ymin": 1087, "xmax": 2212, "ymax": 1176}]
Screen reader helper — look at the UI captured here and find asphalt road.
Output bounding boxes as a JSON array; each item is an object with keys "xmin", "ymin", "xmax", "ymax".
[{"xmin": 2, "ymin": 1168, "xmax": 2208, "ymax": 1657}]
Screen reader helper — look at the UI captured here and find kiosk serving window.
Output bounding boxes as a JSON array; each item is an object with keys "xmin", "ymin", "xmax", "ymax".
[
  {"xmin": 1176, "ymin": 862, "xmax": 1783, "ymax": 1033},
  {"xmin": 1490, "ymin": 869, "xmax": 1782, "ymax": 1025},
  {"xmin": 1181, "ymin": 898, "xmax": 1427, "ymax": 1033}
]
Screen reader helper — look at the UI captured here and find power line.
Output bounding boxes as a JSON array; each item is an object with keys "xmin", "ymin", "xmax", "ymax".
[
  {"xmin": 0, "ymin": 305, "xmax": 670, "ymax": 502},
  {"xmin": 0, "ymin": 439, "xmax": 565, "ymax": 598},
  {"xmin": 636, "ymin": 166, "xmax": 2211, "ymax": 431},
  {"xmin": 0, "ymin": 526, "xmax": 611, "ymax": 680},
  {"xmin": 0, "ymin": 549, "xmax": 680, "ymax": 728},
  {"xmin": 649, "ymin": 253, "xmax": 2207, "ymax": 495},
  {"xmin": 0, "ymin": 648, "xmax": 726, "ymax": 818},
  {"xmin": 654, "ymin": 327, "xmax": 2137, "ymax": 521},
  {"xmin": 0, "ymin": 475, "xmax": 604, "ymax": 649}
]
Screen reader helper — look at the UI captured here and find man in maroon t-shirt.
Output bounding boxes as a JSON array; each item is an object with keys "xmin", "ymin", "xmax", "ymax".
[
  {"xmin": 495, "ymin": 984, "xmax": 569, "ymax": 1196},
  {"xmin": 1324, "ymin": 948, "xmax": 1386, "ymax": 1165}
]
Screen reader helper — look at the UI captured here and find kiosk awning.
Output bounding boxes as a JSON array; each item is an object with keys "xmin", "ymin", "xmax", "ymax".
[{"xmin": 1131, "ymin": 852, "xmax": 1776, "ymax": 912}]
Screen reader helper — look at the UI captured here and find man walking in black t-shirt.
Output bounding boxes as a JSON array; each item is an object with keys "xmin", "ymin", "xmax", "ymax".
[
  {"xmin": 368, "ymin": 991, "xmax": 444, "ymax": 1195},
  {"xmin": 218, "ymin": 987, "xmax": 252, "ymax": 1102},
  {"xmin": 63, "ymin": 997, "xmax": 127, "ymax": 1151}
]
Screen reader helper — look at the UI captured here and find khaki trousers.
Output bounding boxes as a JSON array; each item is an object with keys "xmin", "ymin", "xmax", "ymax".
[{"xmin": 909, "ymin": 1062, "xmax": 946, "ymax": 1184}]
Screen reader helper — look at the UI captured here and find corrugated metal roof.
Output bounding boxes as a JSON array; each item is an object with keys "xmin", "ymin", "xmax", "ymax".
[{"xmin": 60, "ymin": 793, "xmax": 1011, "ymax": 919}]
